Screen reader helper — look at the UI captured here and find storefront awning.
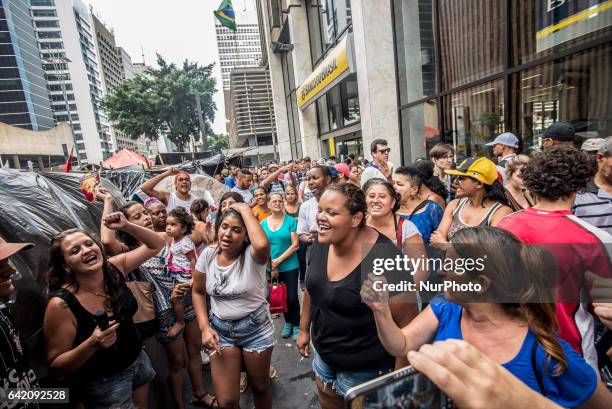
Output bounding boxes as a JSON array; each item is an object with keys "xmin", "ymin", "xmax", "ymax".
[{"xmin": 296, "ymin": 33, "xmax": 356, "ymax": 110}]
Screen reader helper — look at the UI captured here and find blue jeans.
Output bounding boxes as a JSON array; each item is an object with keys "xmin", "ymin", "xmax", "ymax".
[
  {"xmin": 210, "ymin": 304, "xmax": 276, "ymax": 353},
  {"xmin": 82, "ymin": 350, "xmax": 155, "ymax": 409},
  {"xmin": 312, "ymin": 349, "xmax": 393, "ymax": 397}
]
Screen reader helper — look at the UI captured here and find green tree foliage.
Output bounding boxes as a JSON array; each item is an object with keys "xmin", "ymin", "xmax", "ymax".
[
  {"xmin": 102, "ymin": 54, "xmax": 216, "ymax": 152},
  {"xmin": 208, "ymin": 133, "xmax": 229, "ymax": 151}
]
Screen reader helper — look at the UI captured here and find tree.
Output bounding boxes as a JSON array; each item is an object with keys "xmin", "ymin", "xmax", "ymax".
[
  {"xmin": 208, "ymin": 133, "xmax": 229, "ymax": 151},
  {"xmin": 102, "ymin": 54, "xmax": 217, "ymax": 152}
]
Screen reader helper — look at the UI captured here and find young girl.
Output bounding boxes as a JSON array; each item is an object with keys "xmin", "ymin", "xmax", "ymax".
[{"xmin": 166, "ymin": 206, "xmax": 197, "ymax": 338}]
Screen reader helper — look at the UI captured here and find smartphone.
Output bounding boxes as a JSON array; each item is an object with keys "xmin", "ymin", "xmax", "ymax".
[{"xmin": 344, "ymin": 366, "xmax": 454, "ymax": 409}]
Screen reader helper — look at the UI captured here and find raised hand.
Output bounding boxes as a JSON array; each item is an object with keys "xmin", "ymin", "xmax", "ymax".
[
  {"xmin": 103, "ymin": 212, "xmax": 129, "ymax": 231},
  {"xmin": 360, "ymin": 273, "xmax": 389, "ymax": 313}
]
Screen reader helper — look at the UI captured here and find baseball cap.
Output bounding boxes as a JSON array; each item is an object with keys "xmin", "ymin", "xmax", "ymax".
[
  {"xmin": 0, "ymin": 238, "xmax": 34, "ymax": 261},
  {"xmin": 334, "ymin": 163, "xmax": 350, "ymax": 178},
  {"xmin": 445, "ymin": 157, "xmax": 498, "ymax": 185},
  {"xmin": 544, "ymin": 122, "xmax": 575, "ymax": 142},
  {"xmin": 328, "ymin": 166, "xmax": 338, "ymax": 179},
  {"xmin": 317, "ymin": 158, "xmax": 326, "ymax": 165},
  {"xmin": 581, "ymin": 138, "xmax": 606, "ymax": 152},
  {"xmin": 486, "ymin": 132, "xmax": 519, "ymax": 148}
]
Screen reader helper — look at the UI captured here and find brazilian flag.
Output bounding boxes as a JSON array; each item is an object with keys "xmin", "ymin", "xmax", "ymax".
[{"xmin": 214, "ymin": 0, "xmax": 236, "ymax": 31}]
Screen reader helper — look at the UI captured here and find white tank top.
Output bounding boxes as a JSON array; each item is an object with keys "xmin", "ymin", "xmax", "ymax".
[{"xmin": 166, "ymin": 192, "xmax": 195, "ymax": 212}]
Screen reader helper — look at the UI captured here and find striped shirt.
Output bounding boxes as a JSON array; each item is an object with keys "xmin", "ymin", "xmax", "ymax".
[{"xmin": 572, "ymin": 182, "xmax": 612, "ymax": 235}]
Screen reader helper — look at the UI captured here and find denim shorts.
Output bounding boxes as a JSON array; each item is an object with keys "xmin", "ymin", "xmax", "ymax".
[
  {"xmin": 82, "ymin": 350, "xmax": 156, "ymax": 409},
  {"xmin": 156, "ymin": 294, "xmax": 196, "ymax": 344},
  {"xmin": 210, "ymin": 303, "xmax": 276, "ymax": 353},
  {"xmin": 312, "ymin": 349, "xmax": 393, "ymax": 397}
]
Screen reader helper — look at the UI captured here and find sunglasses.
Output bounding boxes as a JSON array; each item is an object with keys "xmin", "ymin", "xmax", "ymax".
[{"xmin": 377, "ymin": 148, "xmax": 391, "ymax": 154}]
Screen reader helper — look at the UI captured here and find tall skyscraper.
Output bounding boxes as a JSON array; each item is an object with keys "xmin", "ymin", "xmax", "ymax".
[
  {"xmin": 0, "ymin": 0, "xmax": 54, "ymax": 130},
  {"xmin": 215, "ymin": 1, "xmax": 262, "ymax": 90},
  {"xmin": 32, "ymin": 0, "xmax": 112, "ymax": 164}
]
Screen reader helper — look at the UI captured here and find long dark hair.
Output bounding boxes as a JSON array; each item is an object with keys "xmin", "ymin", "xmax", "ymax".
[
  {"xmin": 483, "ymin": 180, "xmax": 509, "ymax": 207},
  {"xmin": 451, "ymin": 227, "xmax": 566, "ymax": 375},
  {"xmin": 414, "ymin": 160, "xmax": 449, "ymax": 199},
  {"xmin": 48, "ymin": 229, "xmax": 126, "ymax": 315},
  {"xmin": 208, "ymin": 209, "xmax": 250, "ymax": 271}
]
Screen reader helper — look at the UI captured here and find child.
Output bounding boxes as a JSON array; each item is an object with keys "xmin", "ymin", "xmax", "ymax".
[
  {"xmin": 165, "ymin": 206, "xmax": 196, "ymax": 337},
  {"xmin": 190, "ymin": 199, "xmax": 214, "ymax": 256}
]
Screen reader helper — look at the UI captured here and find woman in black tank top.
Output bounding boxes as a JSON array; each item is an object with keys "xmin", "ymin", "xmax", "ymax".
[{"xmin": 43, "ymin": 212, "xmax": 165, "ymax": 409}]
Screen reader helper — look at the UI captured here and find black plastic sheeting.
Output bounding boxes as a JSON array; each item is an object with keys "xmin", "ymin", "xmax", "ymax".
[
  {"xmin": 102, "ymin": 166, "xmax": 148, "ymax": 199},
  {"xmin": 0, "ymin": 169, "xmax": 126, "ymax": 285}
]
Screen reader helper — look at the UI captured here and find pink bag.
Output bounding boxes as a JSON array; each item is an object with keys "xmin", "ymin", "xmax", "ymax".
[{"xmin": 268, "ymin": 279, "xmax": 288, "ymax": 314}]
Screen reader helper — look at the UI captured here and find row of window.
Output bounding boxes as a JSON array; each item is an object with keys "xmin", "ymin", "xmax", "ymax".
[{"xmin": 31, "ymin": 0, "xmax": 55, "ymax": 7}]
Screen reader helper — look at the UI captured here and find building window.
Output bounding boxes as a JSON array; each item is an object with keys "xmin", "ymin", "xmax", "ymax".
[
  {"xmin": 37, "ymin": 31, "xmax": 61, "ymax": 39},
  {"xmin": 306, "ymin": 0, "xmax": 352, "ymax": 66},
  {"xmin": 35, "ymin": 20, "xmax": 60, "ymax": 28},
  {"xmin": 31, "ymin": 0, "xmax": 55, "ymax": 6},
  {"xmin": 394, "ymin": 0, "xmax": 437, "ymax": 105},
  {"xmin": 401, "ymin": 100, "xmax": 439, "ymax": 162},
  {"xmin": 442, "ymin": 80, "xmax": 504, "ymax": 159},
  {"xmin": 510, "ymin": 43, "xmax": 611, "ymax": 151},
  {"xmin": 32, "ymin": 9, "xmax": 57, "ymax": 17}
]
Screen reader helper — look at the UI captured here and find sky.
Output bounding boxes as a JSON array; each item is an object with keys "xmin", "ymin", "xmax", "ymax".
[{"xmin": 84, "ymin": 0, "xmax": 259, "ymax": 134}]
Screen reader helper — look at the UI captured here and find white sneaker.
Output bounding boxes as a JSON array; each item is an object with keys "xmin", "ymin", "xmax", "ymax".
[{"xmin": 200, "ymin": 350, "xmax": 210, "ymax": 365}]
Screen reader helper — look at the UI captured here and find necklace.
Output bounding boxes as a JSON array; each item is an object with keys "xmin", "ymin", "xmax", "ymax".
[{"xmin": 78, "ymin": 285, "xmax": 106, "ymax": 298}]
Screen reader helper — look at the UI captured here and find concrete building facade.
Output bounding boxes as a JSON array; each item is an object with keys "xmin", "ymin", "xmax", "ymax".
[
  {"xmin": 0, "ymin": 0, "xmax": 54, "ymax": 130},
  {"xmin": 32, "ymin": 0, "xmax": 112, "ymax": 165},
  {"xmin": 257, "ymin": 0, "xmax": 401, "ymax": 165},
  {"xmin": 228, "ymin": 67, "xmax": 277, "ymax": 166}
]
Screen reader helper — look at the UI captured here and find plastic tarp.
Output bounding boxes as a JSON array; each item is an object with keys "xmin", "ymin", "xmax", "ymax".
[
  {"xmin": 153, "ymin": 173, "xmax": 228, "ymax": 205},
  {"xmin": 0, "ymin": 169, "xmax": 126, "ymax": 284},
  {"xmin": 102, "ymin": 166, "xmax": 147, "ymax": 199}
]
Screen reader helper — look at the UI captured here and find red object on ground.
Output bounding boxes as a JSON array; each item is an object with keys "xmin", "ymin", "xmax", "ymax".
[
  {"xmin": 102, "ymin": 148, "xmax": 152, "ymax": 169},
  {"xmin": 63, "ymin": 147, "xmax": 74, "ymax": 172}
]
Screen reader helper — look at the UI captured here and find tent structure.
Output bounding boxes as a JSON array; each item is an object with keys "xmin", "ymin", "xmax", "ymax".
[{"xmin": 102, "ymin": 148, "xmax": 153, "ymax": 169}]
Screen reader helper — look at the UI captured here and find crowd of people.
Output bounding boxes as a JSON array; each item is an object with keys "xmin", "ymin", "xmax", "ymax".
[{"xmin": 1, "ymin": 121, "xmax": 611, "ymax": 409}]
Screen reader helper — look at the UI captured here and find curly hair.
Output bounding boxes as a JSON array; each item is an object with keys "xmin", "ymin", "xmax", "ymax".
[
  {"xmin": 168, "ymin": 206, "xmax": 194, "ymax": 234},
  {"xmin": 522, "ymin": 146, "xmax": 596, "ymax": 201},
  {"xmin": 324, "ymin": 183, "xmax": 367, "ymax": 227},
  {"xmin": 48, "ymin": 229, "xmax": 126, "ymax": 316}
]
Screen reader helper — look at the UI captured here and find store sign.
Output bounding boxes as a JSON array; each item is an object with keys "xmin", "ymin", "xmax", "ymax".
[
  {"xmin": 297, "ymin": 34, "xmax": 355, "ymax": 109},
  {"xmin": 537, "ymin": 0, "xmax": 612, "ymax": 52}
]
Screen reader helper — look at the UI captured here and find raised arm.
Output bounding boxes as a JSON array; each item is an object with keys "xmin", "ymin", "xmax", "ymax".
[
  {"xmin": 361, "ymin": 274, "xmax": 438, "ymax": 357},
  {"xmin": 140, "ymin": 168, "xmax": 176, "ymax": 205},
  {"xmin": 261, "ymin": 165, "xmax": 289, "ymax": 188},
  {"xmin": 229, "ymin": 202, "xmax": 270, "ymax": 265},
  {"xmin": 103, "ymin": 212, "xmax": 165, "ymax": 275},
  {"xmin": 96, "ymin": 188, "xmax": 127, "ymax": 256}
]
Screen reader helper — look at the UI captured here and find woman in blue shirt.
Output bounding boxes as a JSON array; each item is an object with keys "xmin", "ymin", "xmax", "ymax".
[
  {"xmin": 261, "ymin": 192, "xmax": 300, "ymax": 340},
  {"xmin": 361, "ymin": 227, "xmax": 610, "ymax": 408}
]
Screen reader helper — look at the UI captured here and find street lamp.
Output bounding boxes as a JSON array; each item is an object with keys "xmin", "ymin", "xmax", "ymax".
[{"xmin": 44, "ymin": 54, "xmax": 80, "ymax": 168}]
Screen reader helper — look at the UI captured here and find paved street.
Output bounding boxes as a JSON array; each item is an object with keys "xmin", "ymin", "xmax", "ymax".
[{"xmin": 146, "ymin": 305, "xmax": 321, "ymax": 408}]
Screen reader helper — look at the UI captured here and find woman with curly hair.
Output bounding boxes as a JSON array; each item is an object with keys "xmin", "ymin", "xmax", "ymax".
[
  {"xmin": 43, "ymin": 212, "xmax": 165, "ymax": 409},
  {"xmin": 498, "ymin": 146, "xmax": 611, "ymax": 371}
]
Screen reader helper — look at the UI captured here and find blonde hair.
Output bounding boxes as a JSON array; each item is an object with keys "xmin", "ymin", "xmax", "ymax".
[{"xmin": 505, "ymin": 154, "xmax": 530, "ymax": 178}]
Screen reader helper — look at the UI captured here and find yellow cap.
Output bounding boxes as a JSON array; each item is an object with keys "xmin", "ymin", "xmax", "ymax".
[{"xmin": 445, "ymin": 157, "xmax": 498, "ymax": 185}]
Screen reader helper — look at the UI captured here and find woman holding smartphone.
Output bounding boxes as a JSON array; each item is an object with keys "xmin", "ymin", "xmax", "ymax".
[{"xmin": 362, "ymin": 227, "xmax": 610, "ymax": 409}]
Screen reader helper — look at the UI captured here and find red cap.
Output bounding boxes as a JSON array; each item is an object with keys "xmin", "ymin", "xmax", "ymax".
[{"xmin": 334, "ymin": 163, "xmax": 350, "ymax": 178}]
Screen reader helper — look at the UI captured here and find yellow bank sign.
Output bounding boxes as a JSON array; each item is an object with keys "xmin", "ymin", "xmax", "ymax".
[{"xmin": 297, "ymin": 34, "xmax": 355, "ymax": 109}]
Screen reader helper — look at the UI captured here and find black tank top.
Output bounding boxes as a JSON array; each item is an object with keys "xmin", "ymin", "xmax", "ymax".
[
  {"xmin": 54, "ymin": 285, "xmax": 142, "ymax": 382},
  {"xmin": 306, "ymin": 233, "xmax": 413, "ymax": 371}
]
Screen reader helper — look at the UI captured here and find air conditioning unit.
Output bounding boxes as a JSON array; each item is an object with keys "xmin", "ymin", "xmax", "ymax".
[{"xmin": 271, "ymin": 41, "xmax": 294, "ymax": 53}]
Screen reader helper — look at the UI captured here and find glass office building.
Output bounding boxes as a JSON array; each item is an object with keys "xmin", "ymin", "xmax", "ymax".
[
  {"xmin": 394, "ymin": 0, "xmax": 611, "ymax": 162},
  {"xmin": 0, "ymin": 0, "xmax": 53, "ymax": 130}
]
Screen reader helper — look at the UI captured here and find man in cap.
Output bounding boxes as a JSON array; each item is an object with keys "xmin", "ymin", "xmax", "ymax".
[
  {"xmin": 581, "ymin": 138, "xmax": 606, "ymax": 156},
  {"xmin": 486, "ymin": 132, "xmax": 519, "ymax": 185},
  {"xmin": 542, "ymin": 122, "xmax": 576, "ymax": 149},
  {"xmin": 0, "ymin": 238, "xmax": 40, "ymax": 408},
  {"xmin": 573, "ymin": 137, "xmax": 612, "ymax": 234}
]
